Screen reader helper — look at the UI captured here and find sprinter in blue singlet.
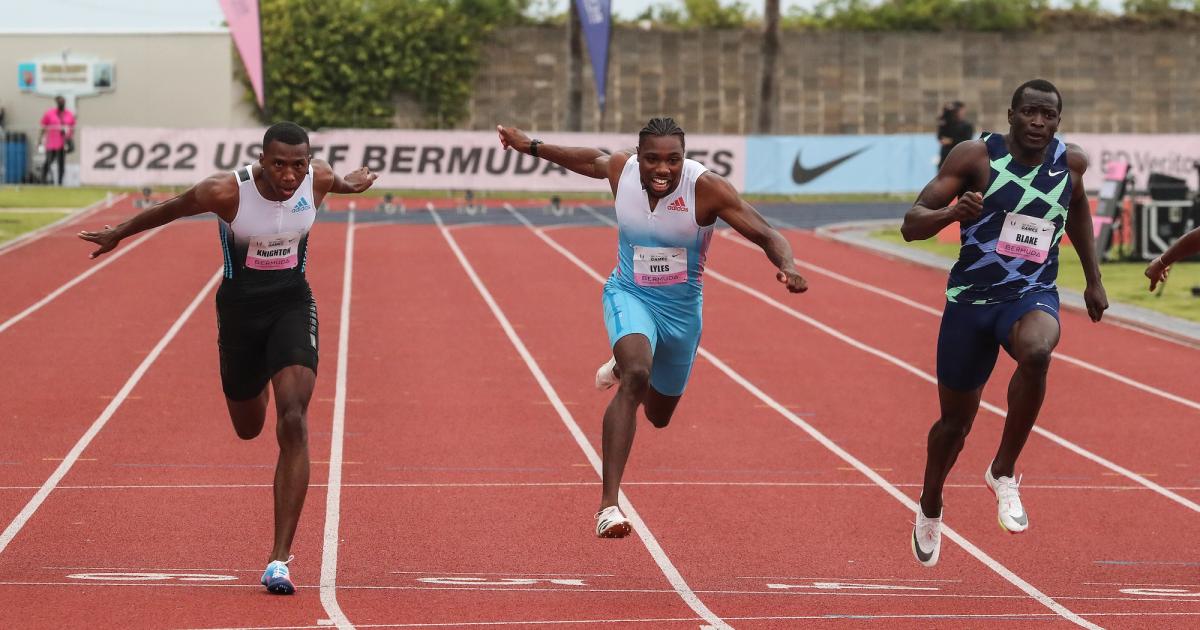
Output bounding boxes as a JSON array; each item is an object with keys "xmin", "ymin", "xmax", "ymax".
[
  {"xmin": 899, "ymin": 80, "xmax": 1108, "ymax": 567},
  {"xmin": 497, "ymin": 118, "xmax": 808, "ymax": 538}
]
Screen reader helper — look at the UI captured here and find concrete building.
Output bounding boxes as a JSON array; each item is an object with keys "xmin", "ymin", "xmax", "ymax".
[{"xmin": 1, "ymin": 28, "xmax": 258, "ymax": 184}]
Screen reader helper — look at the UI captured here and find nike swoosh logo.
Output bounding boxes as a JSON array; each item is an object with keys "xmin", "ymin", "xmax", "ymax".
[
  {"xmin": 792, "ymin": 146, "xmax": 869, "ymax": 184},
  {"xmin": 1048, "ymin": 169, "xmax": 1066, "ymax": 177},
  {"xmin": 912, "ymin": 529, "xmax": 934, "ymax": 563},
  {"xmin": 1010, "ymin": 511, "xmax": 1028, "ymax": 526}
]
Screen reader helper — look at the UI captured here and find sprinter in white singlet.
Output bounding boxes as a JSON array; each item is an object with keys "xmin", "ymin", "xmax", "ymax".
[
  {"xmin": 497, "ymin": 117, "xmax": 809, "ymax": 538},
  {"xmin": 79, "ymin": 122, "xmax": 377, "ymax": 594}
]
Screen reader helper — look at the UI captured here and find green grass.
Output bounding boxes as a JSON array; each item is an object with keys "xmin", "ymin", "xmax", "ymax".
[
  {"xmin": 870, "ymin": 228, "xmax": 1200, "ymax": 323},
  {"xmin": 0, "ymin": 186, "xmax": 120, "ymax": 209},
  {"xmin": 0, "ymin": 211, "xmax": 72, "ymax": 245}
]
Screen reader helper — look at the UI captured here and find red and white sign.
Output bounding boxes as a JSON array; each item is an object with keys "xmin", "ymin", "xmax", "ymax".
[{"xmin": 80, "ymin": 128, "xmax": 746, "ymax": 192}]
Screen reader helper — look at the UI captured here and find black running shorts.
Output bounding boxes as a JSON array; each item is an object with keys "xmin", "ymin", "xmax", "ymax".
[{"xmin": 216, "ymin": 289, "xmax": 318, "ymax": 401}]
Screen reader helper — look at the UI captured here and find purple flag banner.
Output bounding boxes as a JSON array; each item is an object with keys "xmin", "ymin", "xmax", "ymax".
[{"xmin": 575, "ymin": 0, "xmax": 611, "ymax": 113}]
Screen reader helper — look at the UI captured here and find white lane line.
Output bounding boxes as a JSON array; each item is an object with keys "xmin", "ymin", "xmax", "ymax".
[
  {"xmin": 0, "ymin": 227, "xmax": 161, "ymax": 335},
  {"xmin": 0, "ymin": 268, "xmax": 222, "ymax": 555},
  {"xmin": 718, "ymin": 227, "xmax": 1200, "ymax": 415},
  {"xmin": 1085, "ymin": 582, "xmax": 1200, "ymax": 588},
  {"xmin": 320, "ymin": 211, "xmax": 356, "ymax": 630},
  {"xmin": 579, "ymin": 204, "xmax": 1200, "ymax": 513},
  {"xmin": 0, "ymin": 192, "xmax": 129, "ymax": 256},
  {"xmin": 389, "ymin": 570, "xmax": 616, "ymax": 577},
  {"xmin": 9, "ymin": 578, "xmax": 1196, "ymax": 603},
  {"xmin": 431, "ymin": 209, "xmax": 731, "ymax": 630},
  {"xmin": 45, "ymin": 565, "xmax": 260, "ymax": 572},
  {"xmin": 515, "ymin": 205, "xmax": 1099, "ymax": 630},
  {"xmin": 705, "ymin": 266, "xmax": 1200, "ymax": 515},
  {"xmin": 735, "ymin": 575, "xmax": 961, "ymax": 583},
  {"xmin": 174, "ymin": 611, "xmax": 1200, "ymax": 630},
  {"xmin": 2, "ymin": 480, "xmax": 1191, "ymax": 491}
]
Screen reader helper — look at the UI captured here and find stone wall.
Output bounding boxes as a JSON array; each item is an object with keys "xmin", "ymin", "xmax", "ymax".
[{"xmin": 447, "ymin": 26, "xmax": 1200, "ymax": 136}]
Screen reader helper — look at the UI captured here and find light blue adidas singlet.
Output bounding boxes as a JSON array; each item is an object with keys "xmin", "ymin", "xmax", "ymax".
[
  {"xmin": 601, "ymin": 156, "xmax": 713, "ymax": 396},
  {"xmin": 607, "ymin": 156, "xmax": 714, "ymax": 311}
]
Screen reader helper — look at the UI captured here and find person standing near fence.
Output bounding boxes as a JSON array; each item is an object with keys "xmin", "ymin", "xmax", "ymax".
[
  {"xmin": 937, "ymin": 101, "xmax": 973, "ymax": 169},
  {"xmin": 38, "ymin": 96, "xmax": 75, "ymax": 185}
]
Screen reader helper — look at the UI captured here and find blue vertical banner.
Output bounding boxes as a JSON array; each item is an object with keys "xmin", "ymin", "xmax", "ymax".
[{"xmin": 575, "ymin": 0, "xmax": 611, "ymax": 114}]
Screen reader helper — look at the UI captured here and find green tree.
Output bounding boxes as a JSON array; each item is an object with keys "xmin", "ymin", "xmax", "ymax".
[
  {"xmin": 251, "ymin": 0, "xmax": 527, "ymax": 129},
  {"xmin": 1122, "ymin": 0, "xmax": 1200, "ymax": 26},
  {"xmin": 641, "ymin": 0, "xmax": 752, "ymax": 28},
  {"xmin": 787, "ymin": 0, "xmax": 1056, "ymax": 31}
]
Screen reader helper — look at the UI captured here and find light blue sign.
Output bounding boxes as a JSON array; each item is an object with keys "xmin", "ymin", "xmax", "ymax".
[
  {"xmin": 745, "ymin": 134, "xmax": 940, "ymax": 194},
  {"xmin": 18, "ymin": 62, "xmax": 36, "ymax": 90}
]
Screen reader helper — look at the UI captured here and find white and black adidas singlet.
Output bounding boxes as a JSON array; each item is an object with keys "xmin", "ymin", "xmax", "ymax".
[{"xmin": 217, "ymin": 164, "xmax": 318, "ymax": 301}]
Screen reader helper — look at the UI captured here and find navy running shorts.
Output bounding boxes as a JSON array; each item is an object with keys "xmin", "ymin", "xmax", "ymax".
[{"xmin": 935, "ymin": 290, "xmax": 1060, "ymax": 392}]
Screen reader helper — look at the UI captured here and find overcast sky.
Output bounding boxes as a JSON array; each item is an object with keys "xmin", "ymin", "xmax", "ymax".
[{"xmin": 3, "ymin": 0, "xmax": 1129, "ymax": 30}]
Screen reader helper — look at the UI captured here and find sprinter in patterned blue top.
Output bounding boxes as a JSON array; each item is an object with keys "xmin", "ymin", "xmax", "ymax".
[
  {"xmin": 79, "ymin": 122, "xmax": 377, "ymax": 594},
  {"xmin": 497, "ymin": 118, "xmax": 808, "ymax": 539},
  {"xmin": 899, "ymin": 80, "xmax": 1108, "ymax": 568},
  {"xmin": 946, "ymin": 132, "xmax": 1072, "ymax": 305}
]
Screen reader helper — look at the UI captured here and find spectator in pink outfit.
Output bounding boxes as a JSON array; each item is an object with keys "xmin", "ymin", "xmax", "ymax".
[{"xmin": 39, "ymin": 96, "xmax": 75, "ymax": 185}]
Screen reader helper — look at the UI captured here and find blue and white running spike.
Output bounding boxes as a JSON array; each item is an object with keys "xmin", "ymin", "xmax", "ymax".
[{"xmin": 260, "ymin": 555, "xmax": 295, "ymax": 595}]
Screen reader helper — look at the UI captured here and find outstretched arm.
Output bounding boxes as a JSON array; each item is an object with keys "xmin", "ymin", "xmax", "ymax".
[
  {"xmin": 496, "ymin": 125, "xmax": 625, "ymax": 192},
  {"xmin": 700, "ymin": 172, "xmax": 807, "ymax": 293},
  {"xmin": 901, "ymin": 140, "xmax": 986, "ymax": 241},
  {"xmin": 78, "ymin": 173, "xmax": 236, "ymax": 259},
  {"xmin": 1146, "ymin": 227, "xmax": 1200, "ymax": 291},
  {"xmin": 1063, "ymin": 146, "xmax": 1108, "ymax": 321},
  {"xmin": 312, "ymin": 159, "xmax": 377, "ymax": 198}
]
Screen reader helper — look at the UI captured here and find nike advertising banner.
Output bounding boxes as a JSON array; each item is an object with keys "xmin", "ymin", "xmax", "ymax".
[
  {"xmin": 219, "ymin": 0, "xmax": 265, "ymax": 110},
  {"xmin": 1065, "ymin": 134, "xmax": 1200, "ymax": 192},
  {"xmin": 745, "ymin": 135, "xmax": 939, "ymax": 194},
  {"xmin": 79, "ymin": 127, "xmax": 745, "ymax": 191},
  {"xmin": 575, "ymin": 0, "xmax": 612, "ymax": 113}
]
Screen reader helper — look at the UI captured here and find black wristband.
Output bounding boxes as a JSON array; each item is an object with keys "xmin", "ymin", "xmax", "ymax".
[{"xmin": 529, "ymin": 139, "xmax": 542, "ymax": 158}]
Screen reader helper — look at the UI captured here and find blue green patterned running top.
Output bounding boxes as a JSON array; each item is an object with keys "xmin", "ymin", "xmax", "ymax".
[{"xmin": 945, "ymin": 132, "xmax": 1072, "ymax": 304}]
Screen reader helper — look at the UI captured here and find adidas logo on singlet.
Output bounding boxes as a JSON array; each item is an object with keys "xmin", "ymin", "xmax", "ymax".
[
  {"xmin": 292, "ymin": 197, "xmax": 312, "ymax": 213},
  {"xmin": 666, "ymin": 197, "xmax": 688, "ymax": 212}
]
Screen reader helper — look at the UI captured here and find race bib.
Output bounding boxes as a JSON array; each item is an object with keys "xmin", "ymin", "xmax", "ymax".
[
  {"xmin": 246, "ymin": 231, "xmax": 301, "ymax": 270},
  {"xmin": 633, "ymin": 246, "xmax": 687, "ymax": 286},
  {"xmin": 996, "ymin": 213, "xmax": 1054, "ymax": 263}
]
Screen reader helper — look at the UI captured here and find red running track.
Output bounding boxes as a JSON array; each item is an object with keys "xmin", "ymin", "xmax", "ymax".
[{"xmin": 0, "ymin": 207, "xmax": 1197, "ymax": 629}]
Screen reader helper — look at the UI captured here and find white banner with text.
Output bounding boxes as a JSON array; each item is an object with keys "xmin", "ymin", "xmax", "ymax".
[
  {"xmin": 80, "ymin": 127, "xmax": 746, "ymax": 191},
  {"xmin": 1067, "ymin": 133, "xmax": 1200, "ymax": 191}
]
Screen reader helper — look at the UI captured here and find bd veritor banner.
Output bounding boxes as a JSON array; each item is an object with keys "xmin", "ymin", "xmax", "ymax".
[
  {"xmin": 79, "ymin": 128, "xmax": 746, "ymax": 192},
  {"xmin": 1065, "ymin": 134, "xmax": 1200, "ymax": 191}
]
